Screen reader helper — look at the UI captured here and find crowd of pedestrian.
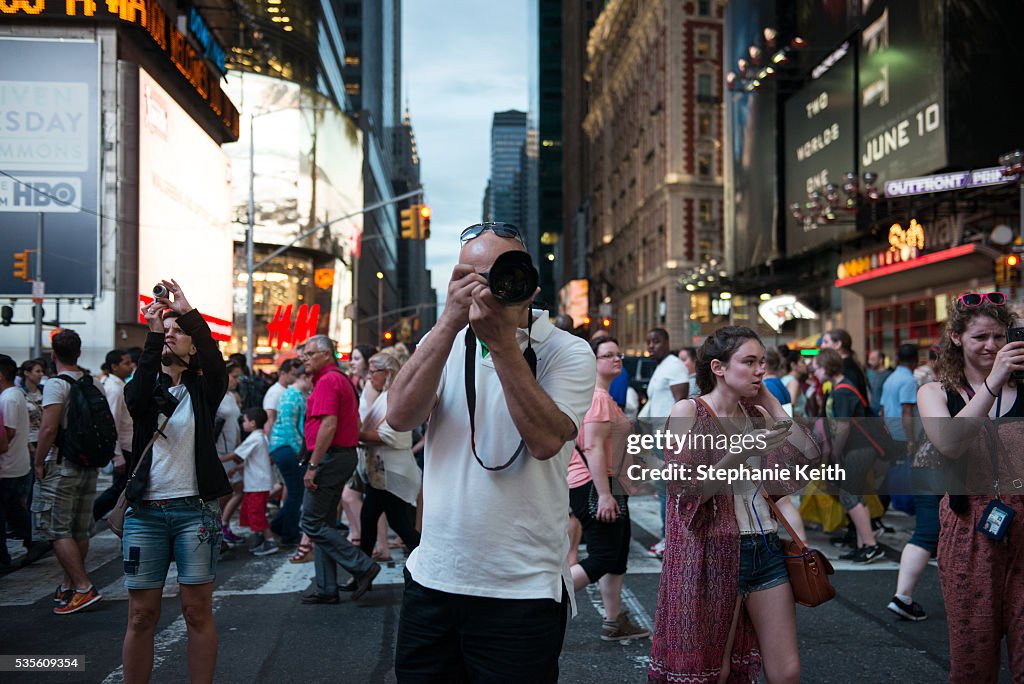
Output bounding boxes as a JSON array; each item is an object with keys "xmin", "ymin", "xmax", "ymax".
[{"xmin": 1, "ymin": 228, "xmax": 1021, "ymax": 683}]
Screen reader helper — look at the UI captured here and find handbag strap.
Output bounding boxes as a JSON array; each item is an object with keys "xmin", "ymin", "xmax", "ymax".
[{"xmin": 760, "ymin": 493, "xmax": 809, "ymax": 554}]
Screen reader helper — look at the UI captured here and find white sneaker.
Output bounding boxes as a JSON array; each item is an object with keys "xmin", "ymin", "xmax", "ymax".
[{"xmin": 251, "ymin": 540, "xmax": 279, "ymax": 556}]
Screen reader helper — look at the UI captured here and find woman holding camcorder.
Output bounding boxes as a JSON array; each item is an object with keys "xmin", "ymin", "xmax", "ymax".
[{"xmin": 120, "ymin": 279, "xmax": 232, "ymax": 684}]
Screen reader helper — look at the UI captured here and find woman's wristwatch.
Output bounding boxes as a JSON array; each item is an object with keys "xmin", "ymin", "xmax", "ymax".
[{"xmin": 307, "ymin": 462, "xmax": 319, "ymax": 470}]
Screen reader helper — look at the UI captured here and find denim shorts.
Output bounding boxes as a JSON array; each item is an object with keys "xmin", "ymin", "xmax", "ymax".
[
  {"xmin": 122, "ymin": 497, "xmax": 222, "ymax": 589},
  {"xmin": 738, "ymin": 532, "xmax": 790, "ymax": 596}
]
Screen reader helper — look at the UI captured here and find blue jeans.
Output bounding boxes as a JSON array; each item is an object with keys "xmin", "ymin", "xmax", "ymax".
[
  {"xmin": 122, "ymin": 497, "xmax": 221, "ymax": 589},
  {"xmin": 270, "ymin": 445, "xmax": 304, "ymax": 543}
]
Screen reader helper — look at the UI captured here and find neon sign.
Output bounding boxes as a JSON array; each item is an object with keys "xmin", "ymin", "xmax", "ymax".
[{"xmin": 837, "ymin": 219, "xmax": 927, "ymax": 279}]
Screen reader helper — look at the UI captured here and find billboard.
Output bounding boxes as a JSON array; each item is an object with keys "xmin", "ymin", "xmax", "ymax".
[
  {"xmin": 858, "ymin": 0, "xmax": 945, "ymax": 183},
  {"xmin": 784, "ymin": 43, "xmax": 857, "ymax": 255},
  {"xmin": 725, "ymin": 0, "xmax": 779, "ymax": 272},
  {"xmin": 0, "ymin": 38, "xmax": 99, "ymax": 296},
  {"xmin": 138, "ymin": 69, "xmax": 233, "ymax": 339},
  {"xmin": 222, "ymin": 72, "xmax": 363, "ymax": 255}
]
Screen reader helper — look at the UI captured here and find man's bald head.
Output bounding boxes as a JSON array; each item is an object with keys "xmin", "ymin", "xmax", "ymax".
[{"xmin": 459, "ymin": 230, "xmax": 527, "ymax": 274}]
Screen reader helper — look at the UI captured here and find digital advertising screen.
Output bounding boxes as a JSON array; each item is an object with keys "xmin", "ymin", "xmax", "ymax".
[
  {"xmin": 137, "ymin": 69, "xmax": 234, "ymax": 339},
  {"xmin": 784, "ymin": 43, "xmax": 857, "ymax": 255},
  {"xmin": 0, "ymin": 38, "xmax": 100, "ymax": 297},
  {"xmin": 858, "ymin": 0, "xmax": 946, "ymax": 183}
]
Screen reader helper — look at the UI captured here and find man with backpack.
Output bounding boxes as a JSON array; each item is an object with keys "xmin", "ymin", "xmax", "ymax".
[{"xmin": 33, "ymin": 329, "xmax": 118, "ymax": 614}]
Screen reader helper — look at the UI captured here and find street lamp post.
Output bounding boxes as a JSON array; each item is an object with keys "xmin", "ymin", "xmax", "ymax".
[
  {"xmin": 376, "ymin": 271, "xmax": 384, "ymax": 343},
  {"xmin": 246, "ymin": 113, "xmax": 256, "ymax": 372}
]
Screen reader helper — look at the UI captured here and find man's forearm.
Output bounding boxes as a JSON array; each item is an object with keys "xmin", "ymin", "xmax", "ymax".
[
  {"xmin": 310, "ymin": 422, "xmax": 337, "ymax": 464},
  {"xmin": 489, "ymin": 343, "xmax": 575, "ymax": 460},
  {"xmin": 387, "ymin": 320, "xmax": 460, "ymax": 430},
  {"xmin": 35, "ymin": 428, "xmax": 56, "ymax": 466}
]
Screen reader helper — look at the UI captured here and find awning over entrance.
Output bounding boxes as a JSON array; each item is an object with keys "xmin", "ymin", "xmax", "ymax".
[{"xmin": 834, "ymin": 244, "xmax": 1000, "ymax": 298}]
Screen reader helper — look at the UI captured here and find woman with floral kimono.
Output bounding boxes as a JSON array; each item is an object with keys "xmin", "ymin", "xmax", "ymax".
[{"xmin": 648, "ymin": 326, "xmax": 820, "ymax": 684}]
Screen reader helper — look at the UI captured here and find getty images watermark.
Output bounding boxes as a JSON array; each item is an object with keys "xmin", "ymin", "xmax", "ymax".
[{"xmin": 623, "ymin": 429, "xmax": 846, "ymax": 485}]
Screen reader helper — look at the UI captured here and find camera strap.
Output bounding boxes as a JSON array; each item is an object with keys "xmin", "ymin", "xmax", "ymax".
[{"xmin": 464, "ymin": 311, "xmax": 537, "ymax": 471}]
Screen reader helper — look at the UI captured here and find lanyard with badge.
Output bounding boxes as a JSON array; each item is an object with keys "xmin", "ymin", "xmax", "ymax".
[
  {"xmin": 464, "ymin": 312, "xmax": 537, "ymax": 471},
  {"xmin": 963, "ymin": 383, "xmax": 1019, "ymax": 542}
]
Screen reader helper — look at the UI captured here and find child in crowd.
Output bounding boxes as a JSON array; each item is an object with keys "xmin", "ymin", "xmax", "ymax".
[{"xmin": 221, "ymin": 408, "xmax": 277, "ymax": 556}]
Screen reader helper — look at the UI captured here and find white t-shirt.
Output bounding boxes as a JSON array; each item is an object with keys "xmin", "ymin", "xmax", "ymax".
[
  {"xmin": 638, "ymin": 354, "xmax": 689, "ymax": 421},
  {"xmin": 215, "ymin": 392, "xmax": 241, "ymax": 456},
  {"xmin": 102, "ymin": 374, "xmax": 133, "ymax": 455},
  {"xmin": 40, "ymin": 370, "xmax": 103, "ymax": 462},
  {"xmin": 405, "ymin": 312, "xmax": 595, "ymax": 604},
  {"xmin": 236, "ymin": 431, "xmax": 272, "ymax": 492},
  {"xmin": 147, "ymin": 385, "xmax": 199, "ymax": 499},
  {"xmin": 262, "ymin": 382, "xmax": 286, "ymax": 413},
  {"xmin": 0, "ymin": 386, "xmax": 31, "ymax": 479}
]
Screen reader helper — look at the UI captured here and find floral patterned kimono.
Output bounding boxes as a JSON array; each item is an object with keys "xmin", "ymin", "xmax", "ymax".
[{"xmin": 648, "ymin": 398, "xmax": 820, "ymax": 683}]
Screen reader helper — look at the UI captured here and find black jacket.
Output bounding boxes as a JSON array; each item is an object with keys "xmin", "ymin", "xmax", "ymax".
[{"xmin": 124, "ymin": 309, "xmax": 232, "ymax": 503}]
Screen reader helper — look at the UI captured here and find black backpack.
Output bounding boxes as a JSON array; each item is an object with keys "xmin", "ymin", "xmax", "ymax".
[{"xmin": 55, "ymin": 373, "xmax": 118, "ymax": 468}]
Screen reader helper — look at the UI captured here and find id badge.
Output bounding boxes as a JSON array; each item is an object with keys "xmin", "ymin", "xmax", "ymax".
[{"xmin": 976, "ymin": 499, "xmax": 1016, "ymax": 542}]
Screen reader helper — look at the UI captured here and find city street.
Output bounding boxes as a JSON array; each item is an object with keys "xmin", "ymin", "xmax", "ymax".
[{"xmin": 2, "ymin": 495, "xmax": 1013, "ymax": 683}]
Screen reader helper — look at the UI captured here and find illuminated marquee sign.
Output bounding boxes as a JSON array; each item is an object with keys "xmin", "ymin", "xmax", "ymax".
[
  {"xmin": 884, "ymin": 167, "xmax": 1010, "ymax": 198},
  {"xmin": 0, "ymin": 0, "xmax": 239, "ymax": 141},
  {"xmin": 758, "ymin": 295, "xmax": 819, "ymax": 333},
  {"xmin": 836, "ymin": 219, "xmax": 928, "ymax": 279}
]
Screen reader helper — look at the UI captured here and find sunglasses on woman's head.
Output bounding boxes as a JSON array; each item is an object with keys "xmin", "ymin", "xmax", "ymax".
[
  {"xmin": 459, "ymin": 222, "xmax": 526, "ymax": 247},
  {"xmin": 957, "ymin": 292, "xmax": 1006, "ymax": 308}
]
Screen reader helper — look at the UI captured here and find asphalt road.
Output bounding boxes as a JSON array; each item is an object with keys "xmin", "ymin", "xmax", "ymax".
[{"xmin": 0, "ymin": 496, "xmax": 1014, "ymax": 683}]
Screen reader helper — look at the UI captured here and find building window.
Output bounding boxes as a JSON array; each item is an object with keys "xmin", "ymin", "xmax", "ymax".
[
  {"xmin": 698, "ymin": 0, "xmax": 711, "ymax": 16},
  {"xmin": 698, "ymin": 153, "xmax": 711, "ymax": 177},
  {"xmin": 696, "ymin": 33, "xmax": 711, "ymax": 57},
  {"xmin": 699, "ymin": 200, "xmax": 712, "ymax": 223},
  {"xmin": 699, "ymin": 114, "xmax": 712, "ymax": 137},
  {"xmin": 697, "ymin": 74, "xmax": 712, "ymax": 98}
]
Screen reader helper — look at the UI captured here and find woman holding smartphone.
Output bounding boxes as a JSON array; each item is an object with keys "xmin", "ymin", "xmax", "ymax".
[
  {"xmin": 648, "ymin": 326, "xmax": 819, "ymax": 684},
  {"xmin": 917, "ymin": 291, "xmax": 1024, "ymax": 682}
]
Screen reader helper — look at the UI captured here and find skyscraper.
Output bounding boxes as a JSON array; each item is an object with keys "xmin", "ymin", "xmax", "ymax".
[{"xmin": 488, "ymin": 110, "xmax": 529, "ymax": 228}]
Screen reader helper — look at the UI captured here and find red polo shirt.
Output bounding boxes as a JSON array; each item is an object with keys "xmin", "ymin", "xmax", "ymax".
[{"xmin": 305, "ymin": 366, "xmax": 359, "ymax": 451}]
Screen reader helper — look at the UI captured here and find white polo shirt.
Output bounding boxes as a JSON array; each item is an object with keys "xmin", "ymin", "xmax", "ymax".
[
  {"xmin": 638, "ymin": 354, "xmax": 688, "ymax": 421},
  {"xmin": 405, "ymin": 311, "xmax": 595, "ymax": 604}
]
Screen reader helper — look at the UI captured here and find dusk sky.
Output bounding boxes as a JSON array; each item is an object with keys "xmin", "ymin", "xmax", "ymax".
[{"xmin": 403, "ymin": 0, "xmax": 528, "ymax": 305}]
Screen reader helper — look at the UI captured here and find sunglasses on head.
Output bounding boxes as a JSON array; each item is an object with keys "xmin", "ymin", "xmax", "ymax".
[
  {"xmin": 460, "ymin": 222, "xmax": 525, "ymax": 247},
  {"xmin": 957, "ymin": 292, "xmax": 1006, "ymax": 308}
]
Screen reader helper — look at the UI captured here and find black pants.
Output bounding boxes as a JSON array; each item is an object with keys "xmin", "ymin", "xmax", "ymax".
[
  {"xmin": 0, "ymin": 472, "xmax": 33, "ymax": 563},
  {"xmin": 93, "ymin": 451, "xmax": 131, "ymax": 521},
  {"xmin": 395, "ymin": 568, "xmax": 569, "ymax": 683},
  {"xmin": 569, "ymin": 480, "xmax": 631, "ymax": 583},
  {"xmin": 359, "ymin": 483, "xmax": 420, "ymax": 556}
]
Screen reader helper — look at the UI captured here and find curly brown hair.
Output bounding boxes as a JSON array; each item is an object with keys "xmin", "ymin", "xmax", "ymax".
[{"xmin": 936, "ymin": 296, "xmax": 1019, "ymax": 392}]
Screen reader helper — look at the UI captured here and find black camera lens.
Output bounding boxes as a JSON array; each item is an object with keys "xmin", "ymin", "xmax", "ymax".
[
  {"xmin": 153, "ymin": 284, "xmax": 169, "ymax": 299},
  {"xmin": 486, "ymin": 251, "xmax": 539, "ymax": 304}
]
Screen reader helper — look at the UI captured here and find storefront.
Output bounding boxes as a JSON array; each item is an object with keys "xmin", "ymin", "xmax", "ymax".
[{"xmin": 834, "ymin": 222, "xmax": 1001, "ymax": 361}]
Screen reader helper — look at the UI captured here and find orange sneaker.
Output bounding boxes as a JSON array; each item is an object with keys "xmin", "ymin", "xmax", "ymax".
[{"xmin": 52, "ymin": 586, "xmax": 101, "ymax": 615}]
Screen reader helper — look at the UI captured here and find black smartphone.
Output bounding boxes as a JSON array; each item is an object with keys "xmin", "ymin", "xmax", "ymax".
[{"xmin": 1009, "ymin": 326, "xmax": 1024, "ymax": 380}]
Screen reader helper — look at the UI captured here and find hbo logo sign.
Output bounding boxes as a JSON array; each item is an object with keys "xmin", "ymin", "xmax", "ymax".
[{"xmin": 0, "ymin": 177, "xmax": 81, "ymax": 213}]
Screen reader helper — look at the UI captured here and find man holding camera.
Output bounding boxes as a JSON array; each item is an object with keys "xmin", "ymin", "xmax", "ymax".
[{"xmin": 387, "ymin": 223, "xmax": 595, "ymax": 683}]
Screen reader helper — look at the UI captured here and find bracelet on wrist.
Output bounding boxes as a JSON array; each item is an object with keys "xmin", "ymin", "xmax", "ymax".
[{"xmin": 983, "ymin": 379, "xmax": 999, "ymax": 398}]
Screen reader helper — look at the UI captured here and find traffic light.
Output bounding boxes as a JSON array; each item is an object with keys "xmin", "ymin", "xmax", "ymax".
[
  {"xmin": 383, "ymin": 330, "xmax": 394, "ymax": 344},
  {"xmin": 1006, "ymin": 254, "xmax": 1022, "ymax": 288},
  {"xmin": 601, "ymin": 317, "xmax": 612, "ymax": 328},
  {"xmin": 996, "ymin": 254, "xmax": 1021, "ymax": 287},
  {"xmin": 13, "ymin": 250, "xmax": 31, "ymax": 281},
  {"xmin": 418, "ymin": 205, "xmax": 431, "ymax": 239},
  {"xmin": 400, "ymin": 206, "xmax": 418, "ymax": 239}
]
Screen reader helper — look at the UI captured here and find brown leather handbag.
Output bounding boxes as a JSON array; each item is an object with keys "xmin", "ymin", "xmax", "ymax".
[
  {"xmin": 109, "ymin": 414, "xmax": 173, "ymax": 538},
  {"xmin": 762, "ymin": 495, "xmax": 837, "ymax": 607}
]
